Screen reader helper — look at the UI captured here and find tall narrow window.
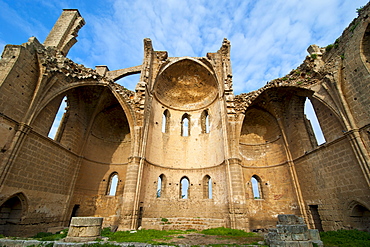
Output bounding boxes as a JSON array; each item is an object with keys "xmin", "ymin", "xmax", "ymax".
[
  {"xmin": 48, "ymin": 96, "xmax": 69, "ymax": 141},
  {"xmin": 181, "ymin": 114, "xmax": 190, "ymax": 136},
  {"xmin": 304, "ymin": 98, "xmax": 325, "ymax": 145},
  {"xmin": 162, "ymin": 110, "xmax": 170, "ymax": 133},
  {"xmin": 251, "ymin": 175, "xmax": 262, "ymax": 199},
  {"xmin": 203, "ymin": 175, "xmax": 212, "ymax": 199},
  {"xmin": 201, "ymin": 110, "xmax": 210, "ymax": 134},
  {"xmin": 180, "ymin": 177, "xmax": 190, "ymax": 199},
  {"xmin": 107, "ymin": 173, "xmax": 119, "ymax": 196},
  {"xmin": 157, "ymin": 174, "xmax": 166, "ymax": 198}
]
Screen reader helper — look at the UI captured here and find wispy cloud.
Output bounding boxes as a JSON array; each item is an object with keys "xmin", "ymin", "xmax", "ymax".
[{"xmin": 1, "ymin": 0, "xmax": 367, "ymax": 94}]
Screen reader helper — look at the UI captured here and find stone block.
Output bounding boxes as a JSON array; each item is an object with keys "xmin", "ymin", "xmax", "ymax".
[
  {"xmin": 65, "ymin": 217, "xmax": 103, "ymax": 242},
  {"xmin": 308, "ymin": 229, "xmax": 320, "ymax": 240}
]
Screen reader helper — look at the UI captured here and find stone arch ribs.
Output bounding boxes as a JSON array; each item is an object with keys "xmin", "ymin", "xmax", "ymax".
[
  {"xmin": 104, "ymin": 65, "xmax": 142, "ymax": 82},
  {"xmin": 322, "ymin": 57, "xmax": 370, "ymax": 187}
]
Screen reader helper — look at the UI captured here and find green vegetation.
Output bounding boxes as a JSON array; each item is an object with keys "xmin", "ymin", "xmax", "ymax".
[
  {"xmin": 160, "ymin": 217, "xmax": 168, "ymax": 223},
  {"xmin": 201, "ymin": 227, "xmax": 257, "ymax": 237},
  {"xmin": 340, "ymin": 54, "xmax": 345, "ymax": 60},
  {"xmin": 101, "ymin": 228, "xmax": 186, "ymax": 244},
  {"xmin": 311, "ymin": 54, "xmax": 317, "ymax": 59},
  {"xmin": 357, "ymin": 6, "xmax": 365, "ymax": 15},
  {"xmin": 82, "ymin": 243, "xmax": 131, "ymax": 247},
  {"xmin": 320, "ymin": 229, "xmax": 370, "ymax": 247},
  {"xmin": 350, "ymin": 22, "xmax": 359, "ymax": 33},
  {"xmin": 30, "ymin": 230, "xmax": 68, "ymax": 241},
  {"xmin": 281, "ymin": 77, "xmax": 288, "ymax": 81},
  {"xmin": 326, "ymin": 44, "xmax": 334, "ymax": 52}
]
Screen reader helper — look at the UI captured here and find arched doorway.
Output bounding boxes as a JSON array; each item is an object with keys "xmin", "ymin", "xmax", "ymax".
[{"xmin": 0, "ymin": 194, "xmax": 26, "ymax": 236}]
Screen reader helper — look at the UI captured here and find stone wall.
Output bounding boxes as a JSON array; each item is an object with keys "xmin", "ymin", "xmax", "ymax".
[{"xmin": 0, "ymin": 4, "xmax": 369, "ymax": 236}]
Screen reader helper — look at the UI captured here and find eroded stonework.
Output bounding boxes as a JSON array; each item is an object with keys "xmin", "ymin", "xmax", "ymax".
[{"xmin": 0, "ymin": 6, "xmax": 369, "ymax": 236}]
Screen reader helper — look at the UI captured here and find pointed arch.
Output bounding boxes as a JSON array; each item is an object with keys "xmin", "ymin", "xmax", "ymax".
[
  {"xmin": 157, "ymin": 174, "xmax": 166, "ymax": 198},
  {"xmin": 106, "ymin": 172, "xmax": 119, "ymax": 196},
  {"xmin": 304, "ymin": 98, "xmax": 325, "ymax": 145},
  {"xmin": 203, "ymin": 175, "xmax": 212, "ymax": 199},
  {"xmin": 201, "ymin": 110, "xmax": 210, "ymax": 134},
  {"xmin": 0, "ymin": 193, "xmax": 28, "ymax": 236},
  {"xmin": 180, "ymin": 176, "xmax": 190, "ymax": 199},
  {"xmin": 162, "ymin": 109, "xmax": 170, "ymax": 133},
  {"xmin": 251, "ymin": 175, "xmax": 263, "ymax": 199},
  {"xmin": 347, "ymin": 200, "xmax": 370, "ymax": 231},
  {"xmin": 181, "ymin": 113, "xmax": 190, "ymax": 136}
]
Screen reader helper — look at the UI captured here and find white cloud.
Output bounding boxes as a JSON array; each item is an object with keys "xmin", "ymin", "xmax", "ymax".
[{"xmin": 1, "ymin": 0, "xmax": 367, "ymax": 93}]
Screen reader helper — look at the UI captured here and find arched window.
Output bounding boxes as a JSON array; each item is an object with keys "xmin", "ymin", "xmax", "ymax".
[
  {"xmin": 251, "ymin": 175, "xmax": 262, "ymax": 199},
  {"xmin": 203, "ymin": 175, "xmax": 212, "ymax": 199},
  {"xmin": 304, "ymin": 98, "xmax": 325, "ymax": 145},
  {"xmin": 48, "ymin": 96, "xmax": 69, "ymax": 141},
  {"xmin": 181, "ymin": 114, "xmax": 190, "ymax": 136},
  {"xmin": 180, "ymin": 177, "xmax": 190, "ymax": 199},
  {"xmin": 106, "ymin": 173, "xmax": 119, "ymax": 196},
  {"xmin": 157, "ymin": 174, "xmax": 166, "ymax": 198},
  {"xmin": 201, "ymin": 110, "xmax": 210, "ymax": 134},
  {"xmin": 162, "ymin": 110, "xmax": 170, "ymax": 133}
]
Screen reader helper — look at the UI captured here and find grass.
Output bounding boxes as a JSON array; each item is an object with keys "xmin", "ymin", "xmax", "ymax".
[
  {"xmin": 101, "ymin": 228, "xmax": 187, "ymax": 244},
  {"xmin": 320, "ymin": 229, "xmax": 370, "ymax": 247},
  {"xmin": 30, "ymin": 230, "xmax": 68, "ymax": 241},
  {"xmin": 201, "ymin": 227, "xmax": 256, "ymax": 237}
]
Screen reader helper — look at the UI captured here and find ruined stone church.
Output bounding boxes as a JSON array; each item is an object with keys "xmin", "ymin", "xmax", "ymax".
[{"xmin": 0, "ymin": 6, "xmax": 369, "ymax": 236}]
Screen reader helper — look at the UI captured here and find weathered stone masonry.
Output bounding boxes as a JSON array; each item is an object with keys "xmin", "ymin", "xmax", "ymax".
[{"xmin": 0, "ymin": 6, "xmax": 369, "ymax": 236}]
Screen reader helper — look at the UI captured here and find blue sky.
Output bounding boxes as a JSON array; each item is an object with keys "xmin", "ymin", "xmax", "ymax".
[
  {"xmin": 0, "ymin": 0, "xmax": 367, "ymax": 144},
  {"xmin": 0, "ymin": 0, "xmax": 367, "ymax": 93}
]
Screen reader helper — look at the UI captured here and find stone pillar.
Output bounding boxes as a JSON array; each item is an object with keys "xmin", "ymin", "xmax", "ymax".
[
  {"xmin": 64, "ymin": 217, "xmax": 103, "ymax": 242},
  {"xmin": 228, "ymin": 158, "xmax": 249, "ymax": 231},
  {"xmin": 118, "ymin": 157, "xmax": 141, "ymax": 230},
  {"xmin": 44, "ymin": 9, "xmax": 85, "ymax": 56}
]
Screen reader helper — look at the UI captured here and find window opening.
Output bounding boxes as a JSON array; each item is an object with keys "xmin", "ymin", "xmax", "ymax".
[
  {"xmin": 107, "ymin": 173, "xmax": 119, "ymax": 196},
  {"xmin": 71, "ymin": 204, "xmax": 80, "ymax": 218},
  {"xmin": 251, "ymin": 175, "xmax": 262, "ymax": 199},
  {"xmin": 48, "ymin": 96, "xmax": 68, "ymax": 140},
  {"xmin": 157, "ymin": 174, "xmax": 166, "ymax": 198},
  {"xmin": 309, "ymin": 205, "xmax": 323, "ymax": 231},
  {"xmin": 304, "ymin": 98, "xmax": 325, "ymax": 145},
  {"xmin": 162, "ymin": 110, "xmax": 170, "ymax": 133},
  {"xmin": 137, "ymin": 206, "xmax": 144, "ymax": 229},
  {"xmin": 181, "ymin": 114, "xmax": 190, "ymax": 136},
  {"xmin": 203, "ymin": 175, "xmax": 212, "ymax": 199},
  {"xmin": 180, "ymin": 177, "xmax": 189, "ymax": 199},
  {"xmin": 201, "ymin": 110, "xmax": 210, "ymax": 134}
]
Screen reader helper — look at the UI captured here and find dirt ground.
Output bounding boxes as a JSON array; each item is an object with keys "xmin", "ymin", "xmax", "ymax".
[{"xmin": 154, "ymin": 232, "xmax": 266, "ymax": 246}]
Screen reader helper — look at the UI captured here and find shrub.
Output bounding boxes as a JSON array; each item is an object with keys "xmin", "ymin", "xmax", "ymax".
[
  {"xmin": 326, "ymin": 44, "xmax": 334, "ymax": 52},
  {"xmin": 161, "ymin": 218, "xmax": 169, "ymax": 222}
]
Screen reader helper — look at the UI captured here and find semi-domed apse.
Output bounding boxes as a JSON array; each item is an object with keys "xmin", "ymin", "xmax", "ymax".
[{"xmin": 154, "ymin": 59, "xmax": 218, "ymax": 110}]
